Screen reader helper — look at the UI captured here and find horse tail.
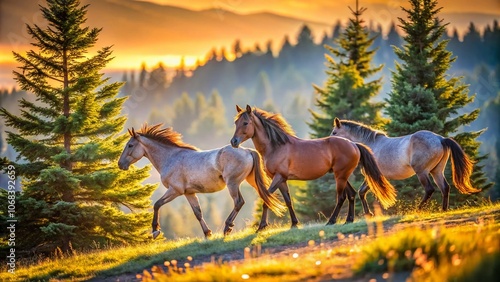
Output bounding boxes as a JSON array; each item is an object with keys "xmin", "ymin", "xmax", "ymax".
[
  {"xmin": 441, "ymin": 138, "xmax": 480, "ymax": 194},
  {"xmin": 355, "ymin": 143, "xmax": 397, "ymax": 209},
  {"xmin": 249, "ymin": 150, "xmax": 286, "ymax": 216}
]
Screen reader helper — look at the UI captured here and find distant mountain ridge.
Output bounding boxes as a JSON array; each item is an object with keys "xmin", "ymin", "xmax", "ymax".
[{"xmin": 2, "ymin": 0, "xmax": 498, "ymax": 57}]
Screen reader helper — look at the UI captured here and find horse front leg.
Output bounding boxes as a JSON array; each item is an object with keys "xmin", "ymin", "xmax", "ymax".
[
  {"xmin": 224, "ymin": 185, "xmax": 245, "ymax": 236},
  {"xmin": 257, "ymin": 174, "xmax": 284, "ymax": 232},
  {"xmin": 152, "ymin": 188, "xmax": 181, "ymax": 239},
  {"xmin": 185, "ymin": 193, "xmax": 213, "ymax": 238}
]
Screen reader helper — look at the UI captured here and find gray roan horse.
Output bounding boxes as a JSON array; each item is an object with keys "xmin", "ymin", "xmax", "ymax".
[
  {"xmin": 331, "ymin": 118, "xmax": 480, "ymax": 213},
  {"xmin": 118, "ymin": 124, "xmax": 285, "ymax": 239}
]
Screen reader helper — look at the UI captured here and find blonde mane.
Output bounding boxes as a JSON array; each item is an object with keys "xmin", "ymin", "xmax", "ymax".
[{"xmin": 136, "ymin": 124, "xmax": 198, "ymax": 150}]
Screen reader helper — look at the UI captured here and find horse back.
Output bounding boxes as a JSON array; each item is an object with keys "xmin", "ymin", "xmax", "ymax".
[
  {"xmin": 216, "ymin": 145, "xmax": 254, "ymax": 177},
  {"xmin": 282, "ymin": 137, "xmax": 359, "ymax": 180}
]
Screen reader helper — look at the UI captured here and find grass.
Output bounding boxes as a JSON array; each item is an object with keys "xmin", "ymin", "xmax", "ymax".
[{"xmin": 2, "ymin": 203, "xmax": 500, "ymax": 281}]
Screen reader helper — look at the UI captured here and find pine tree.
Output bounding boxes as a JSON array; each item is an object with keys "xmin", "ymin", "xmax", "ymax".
[
  {"xmin": 296, "ymin": 0, "xmax": 385, "ymax": 221},
  {"xmin": 172, "ymin": 92, "xmax": 196, "ymax": 135},
  {"xmin": 253, "ymin": 71, "xmax": 273, "ymax": 107},
  {"xmin": 188, "ymin": 90, "xmax": 230, "ymax": 148},
  {"xmin": 0, "ymin": 0, "xmax": 156, "ymax": 254},
  {"xmin": 309, "ymin": 0, "xmax": 385, "ymax": 139},
  {"xmin": 384, "ymin": 0, "xmax": 492, "ymax": 208}
]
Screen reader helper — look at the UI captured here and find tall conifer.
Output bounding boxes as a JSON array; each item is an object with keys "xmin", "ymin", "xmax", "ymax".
[
  {"xmin": 296, "ymin": 1, "xmax": 385, "ymax": 220},
  {"xmin": 384, "ymin": 0, "xmax": 491, "ymax": 207},
  {"xmin": 0, "ymin": 0, "xmax": 156, "ymax": 254}
]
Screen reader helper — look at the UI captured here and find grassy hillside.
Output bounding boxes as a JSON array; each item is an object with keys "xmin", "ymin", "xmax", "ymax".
[{"xmin": 2, "ymin": 203, "xmax": 500, "ymax": 281}]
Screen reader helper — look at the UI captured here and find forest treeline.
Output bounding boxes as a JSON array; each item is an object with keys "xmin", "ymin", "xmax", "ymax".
[
  {"xmin": 116, "ymin": 21, "xmax": 500, "ymax": 146},
  {"xmin": 0, "ymin": 0, "xmax": 499, "ymax": 246}
]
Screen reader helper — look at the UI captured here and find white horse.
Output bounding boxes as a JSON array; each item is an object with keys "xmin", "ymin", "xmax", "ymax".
[
  {"xmin": 331, "ymin": 118, "xmax": 480, "ymax": 213},
  {"xmin": 118, "ymin": 124, "xmax": 285, "ymax": 239}
]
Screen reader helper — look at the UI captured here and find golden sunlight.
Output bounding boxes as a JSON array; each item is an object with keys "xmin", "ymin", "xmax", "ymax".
[{"xmin": 108, "ymin": 54, "xmax": 200, "ymax": 69}]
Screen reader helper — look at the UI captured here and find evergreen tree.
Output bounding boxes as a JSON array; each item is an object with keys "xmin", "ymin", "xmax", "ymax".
[
  {"xmin": 172, "ymin": 92, "xmax": 196, "ymax": 135},
  {"xmin": 384, "ymin": 0, "xmax": 491, "ymax": 208},
  {"xmin": 297, "ymin": 0, "xmax": 384, "ymax": 221},
  {"xmin": 232, "ymin": 39, "xmax": 243, "ymax": 59},
  {"xmin": 188, "ymin": 90, "xmax": 230, "ymax": 148},
  {"xmin": 0, "ymin": 0, "xmax": 156, "ymax": 254},
  {"xmin": 309, "ymin": 0, "xmax": 385, "ymax": 139},
  {"xmin": 461, "ymin": 22, "xmax": 482, "ymax": 68},
  {"xmin": 253, "ymin": 71, "xmax": 273, "ymax": 107},
  {"xmin": 138, "ymin": 62, "xmax": 148, "ymax": 87}
]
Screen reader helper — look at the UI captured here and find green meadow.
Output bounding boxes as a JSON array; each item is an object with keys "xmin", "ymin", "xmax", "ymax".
[{"xmin": 3, "ymin": 203, "xmax": 499, "ymax": 281}]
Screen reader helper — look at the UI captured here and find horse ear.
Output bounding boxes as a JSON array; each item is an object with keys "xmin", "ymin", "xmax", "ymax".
[
  {"xmin": 236, "ymin": 105, "xmax": 243, "ymax": 113},
  {"xmin": 245, "ymin": 105, "xmax": 252, "ymax": 113},
  {"xmin": 334, "ymin": 118, "xmax": 341, "ymax": 128},
  {"xmin": 127, "ymin": 128, "xmax": 133, "ymax": 136},
  {"xmin": 131, "ymin": 127, "xmax": 137, "ymax": 137}
]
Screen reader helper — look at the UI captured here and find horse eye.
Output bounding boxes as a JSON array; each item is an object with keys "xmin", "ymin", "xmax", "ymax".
[
  {"xmin": 331, "ymin": 131, "xmax": 337, "ymax": 135},
  {"xmin": 243, "ymin": 122, "xmax": 248, "ymax": 126},
  {"xmin": 128, "ymin": 144, "xmax": 134, "ymax": 148}
]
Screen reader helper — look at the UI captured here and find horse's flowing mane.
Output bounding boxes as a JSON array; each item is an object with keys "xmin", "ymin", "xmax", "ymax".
[
  {"xmin": 237, "ymin": 107, "xmax": 296, "ymax": 148},
  {"xmin": 340, "ymin": 120, "xmax": 387, "ymax": 142},
  {"xmin": 136, "ymin": 124, "xmax": 198, "ymax": 150}
]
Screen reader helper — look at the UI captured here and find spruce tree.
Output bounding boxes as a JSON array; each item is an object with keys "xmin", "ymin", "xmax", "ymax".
[
  {"xmin": 0, "ymin": 0, "xmax": 156, "ymax": 254},
  {"xmin": 309, "ymin": 0, "xmax": 385, "ymax": 139},
  {"xmin": 296, "ymin": 0, "xmax": 385, "ymax": 221},
  {"xmin": 384, "ymin": 0, "xmax": 491, "ymax": 208}
]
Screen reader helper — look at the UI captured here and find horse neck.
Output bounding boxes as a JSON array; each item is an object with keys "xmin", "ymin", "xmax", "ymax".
[
  {"xmin": 140, "ymin": 137, "xmax": 180, "ymax": 172},
  {"xmin": 251, "ymin": 116, "xmax": 274, "ymax": 156},
  {"xmin": 351, "ymin": 129, "xmax": 388, "ymax": 147}
]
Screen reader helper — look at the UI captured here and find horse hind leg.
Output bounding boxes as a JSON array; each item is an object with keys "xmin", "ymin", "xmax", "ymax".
[
  {"xmin": 430, "ymin": 171, "xmax": 450, "ymax": 211},
  {"xmin": 326, "ymin": 176, "xmax": 348, "ymax": 225},
  {"xmin": 430, "ymin": 152, "xmax": 451, "ymax": 211},
  {"xmin": 184, "ymin": 193, "xmax": 212, "ymax": 238},
  {"xmin": 358, "ymin": 181, "xmax": 373, "ymax": 216},
  {"xmin": 344, "ymin": 181, "xmax": 357, "ymax": 223},
  {"xmin": 224, "ymin": 182, "xmax": 245, "ymax": 236},
  {"xmin": 416, "ymin": 171, "xmax": 436, "ymax": 210}
]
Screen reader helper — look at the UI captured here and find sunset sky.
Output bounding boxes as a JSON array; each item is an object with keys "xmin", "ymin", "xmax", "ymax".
[
  {"xmin": 141, "ymin": 0, "xmax": 500, "ymax": 20},
  {"xmin": 1, "ymin": 0, "xmax": 499, "ymax": 89}
]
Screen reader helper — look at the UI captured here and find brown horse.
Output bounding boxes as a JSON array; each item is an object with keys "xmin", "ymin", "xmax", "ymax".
[
  {"xmin": 331, "ymin": 118, "xmax": 480, "ymax": 212},
  {"xmin": 230, "ymin": 105, "xmax": 396, "ymax": 230},
  {"xmin": 118, "ymin": 124, "xmax": 285, "ymax": 239}
]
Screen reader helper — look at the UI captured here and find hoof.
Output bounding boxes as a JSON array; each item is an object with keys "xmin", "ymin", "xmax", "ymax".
[
  {"xmin": 344, "ymin": 220, "xmax": 354, "ymax": 225},
  {"xmin": 152, "ymin": 230, "xmax": 161, "ymax": 240},
  {"xmin": 256, "ymin": 224, "xmax": 269, "ymax": 233},
  {"xmin": 325, "ymin": 221, "xmax": 336, "ymax": 226},
  {"xmin": 204, "ymin": 230, "xmax": 213, "ymax": 238},
  {"xmin": 224, "ymin": 227, "xmax": 233, "ymax": 236}
]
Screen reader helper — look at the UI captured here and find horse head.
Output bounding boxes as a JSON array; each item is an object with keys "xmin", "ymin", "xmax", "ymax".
[
  {"xmin": 118, "ymin": 127, "xmax": 146, "ymax": 170},
  {"xmin": 231, "ymin": 105, "xmax": 255, "ymax": 148}
]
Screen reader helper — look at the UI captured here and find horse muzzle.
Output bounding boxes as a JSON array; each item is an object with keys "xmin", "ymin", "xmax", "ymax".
[
  {"xmin": 118, "ymin": 160, "xmax": 130, "ymax": 170},
  {"xmin": 230, "ymin": 137, "xmax": 241, "ymax": 148}
]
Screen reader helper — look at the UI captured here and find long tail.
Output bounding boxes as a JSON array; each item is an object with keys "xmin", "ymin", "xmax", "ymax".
[
  {"xmin": 441, "ymin": 138, "xmax": 481, "ymax": 194},
  {"xmin": 249, "ymin": 150, "xmax": 286, "ymax": 216},
  {"xmin": 356, "ymin": 143, "xmax": 397, "ymax": 209}
]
